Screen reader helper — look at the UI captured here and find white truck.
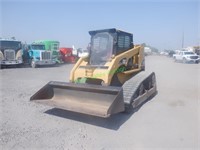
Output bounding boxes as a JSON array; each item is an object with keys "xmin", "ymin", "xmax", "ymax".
[
  {"xmin": 77, "ymin": 48, "xmax": 89, "ymax": 58},
  {"xmin": 0, "ymin": 38, "xmax": 23, "ymax": 66},
  {"xmin": 173, "ymin": 50, "xmax": 200, "ymax": 64}
]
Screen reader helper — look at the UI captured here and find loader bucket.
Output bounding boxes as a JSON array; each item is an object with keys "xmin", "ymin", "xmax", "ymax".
[{"xmin": 30, "ymin": 81, "xmax": 125, "ymax": 118}]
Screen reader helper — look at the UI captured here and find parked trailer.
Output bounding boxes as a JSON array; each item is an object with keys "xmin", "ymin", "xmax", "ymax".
[
  {"xmin": 34, "ymin": 40, "xmax": 61, "ymax": 63},
  {"xmin": 0, "ymin": 38, "xmax": 23, "ymax": 66},
  {"xmin": 59, "ymin": 47, "xmax": 76, "ymax": 63},
  {"xmin": 26, "ymin": 43, "xmax": 56, "ymax": 68}
]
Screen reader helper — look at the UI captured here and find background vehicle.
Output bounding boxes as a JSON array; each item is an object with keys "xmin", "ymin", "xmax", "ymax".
[
  {"xmin": 77, "ymin": 48, "xmax": 89, "ymax": 58},
  {"xmin": 27, "ymin": 43, "xmax": 56, "ymax": 68},
  {"xmin": 59, "ymin": 47, "xmax": 76, "ymax": 63},
  {"xmin": 72, "ymin": 45, "xmax": 78, "ymax": 56},
  {"xmin": 193, "ymin": 46, "xmax": 200, "ymax": 55},
  {"xmin": 31, "ymin": 28, "xmax": 157, "ymax": 118},
  {"xmin": 34, "ymin": 40, "xmax": 61, "ymax": 63},
  {"xmin": 168, "ymin": 50, "xmax": 176, "ymax": 57},
  {"xmin": 144, "ymin": 47, "xmax": 152, "ymax": 56},
  {"xmin": 0, "ymin": 38, "xmax": 23, "ymax": 66},
  {"xmin": 173, "ymin": 50, "xmax": 200, "ymax": 63}
]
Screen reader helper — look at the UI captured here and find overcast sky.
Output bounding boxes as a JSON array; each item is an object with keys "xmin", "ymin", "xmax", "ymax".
[{"xmin": 1, "ymin": 0, "xmax": 199, "ymax": 50}]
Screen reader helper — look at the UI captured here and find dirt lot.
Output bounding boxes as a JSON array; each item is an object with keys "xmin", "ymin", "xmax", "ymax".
[{"xmin": 0, "ymin": 55, "xmax": 199, "ymax": 150}]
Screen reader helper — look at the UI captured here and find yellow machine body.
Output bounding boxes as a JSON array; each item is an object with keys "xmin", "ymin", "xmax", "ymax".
[
  {"xmin": 30, "ymin": 29, "xmax": 156, "ymax": 118},
  {"xmin": 70, "ymin": 45, "xmax": 144, "ymax": 86}
]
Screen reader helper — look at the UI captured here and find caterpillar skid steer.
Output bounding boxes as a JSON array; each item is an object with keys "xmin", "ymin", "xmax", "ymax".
[{"xmin": 30, "ymin": 28, "xmax": 157, "ymax": 118}]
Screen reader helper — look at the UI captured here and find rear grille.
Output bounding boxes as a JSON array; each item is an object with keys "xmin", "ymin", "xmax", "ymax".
[
  {"xmin": 41, "ymin": 51, "xmax": 51, "ymax": 60},
  {"xmin": 4, "ymin": 50, "xmax": 15, "ymax": 60},
  {"xmin": 190, "ymin": 56, "xmax": 198, "ymax": 59}
]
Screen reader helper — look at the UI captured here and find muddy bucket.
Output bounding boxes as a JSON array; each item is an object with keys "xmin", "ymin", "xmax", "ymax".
[{"xmin": 30, "ymin": 81, "xmax": 125, "ymax": 117}]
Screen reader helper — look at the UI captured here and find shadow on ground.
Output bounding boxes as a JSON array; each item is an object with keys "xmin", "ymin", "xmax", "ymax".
[
  {"xmin": 45, "ymin": 108, "xmax": 135, "ymax": 130},
  {"xmin": 44, "ymin": 93, "xmax": 157, "ymax": 130}
]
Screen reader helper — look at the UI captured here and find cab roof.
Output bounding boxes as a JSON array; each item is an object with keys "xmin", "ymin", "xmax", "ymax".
[{"xmin": 89, "ymin": 28, "xmax": 133, "ymax": 36}]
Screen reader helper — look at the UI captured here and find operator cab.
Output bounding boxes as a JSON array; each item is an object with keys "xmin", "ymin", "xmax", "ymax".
[{"xmin": 89, "ymin": 28, "xmax": 134, "ymax": 65}]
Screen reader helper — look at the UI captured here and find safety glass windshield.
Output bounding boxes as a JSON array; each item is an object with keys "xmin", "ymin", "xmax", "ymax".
[
  {"xmin": 0, "ymin": 41, "xmax": 21, "ymax": 50},
  {"xmin": 184, "ymin": 52, "xmax": 194, "ymax": 55},
  {"xmin": 90, "ymin": 32, "xmax": 113, "ymax": 65},
  {"xmin": 31, "ymin": 45, "xmax": 45, "ymax": 50}
]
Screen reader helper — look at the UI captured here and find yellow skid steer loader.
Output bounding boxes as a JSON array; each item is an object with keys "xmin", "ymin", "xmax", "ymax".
[{"xmin": 30, "ymin": 28, "xmax": 157, "ymax": 118}]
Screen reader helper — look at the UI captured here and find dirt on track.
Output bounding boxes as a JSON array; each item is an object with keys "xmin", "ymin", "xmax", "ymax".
[{"xmin": 0, "ymin": 56, "xmax": 199, "ymax": 150}]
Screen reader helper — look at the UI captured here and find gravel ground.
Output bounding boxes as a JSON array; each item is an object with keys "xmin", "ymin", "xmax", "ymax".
[{"xmin": 0, "ymin": 55, "xmax": 199, "ymax": 150}]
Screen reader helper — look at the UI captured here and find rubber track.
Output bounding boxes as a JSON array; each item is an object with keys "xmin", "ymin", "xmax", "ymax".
[{"xmin": 122, "ymin": 71, "xmax": 154, "ymax": 106}]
